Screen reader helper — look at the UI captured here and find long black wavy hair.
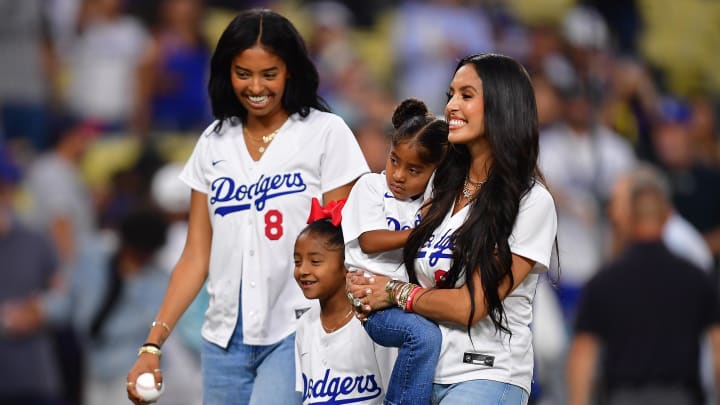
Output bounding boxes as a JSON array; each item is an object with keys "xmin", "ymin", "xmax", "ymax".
[
  {"xmin": 404, "ymin": 54, "xmax": 543, "ymax": 334},
  {"xmin": 208, "ymin": 8, "xmax": 329, "ymax": 131}
]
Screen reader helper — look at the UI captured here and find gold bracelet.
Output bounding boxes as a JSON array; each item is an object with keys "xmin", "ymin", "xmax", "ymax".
[
  {"xmin": 151, "ymin": 321, "xmax": 171, "ymax": 334},
  {"xmin": 137, "ymin": 345, "xmax": 163, "ymax": 358},
  {"xmin": 385, "ymin": 280, "xmax": 400, "ymax": 303}
]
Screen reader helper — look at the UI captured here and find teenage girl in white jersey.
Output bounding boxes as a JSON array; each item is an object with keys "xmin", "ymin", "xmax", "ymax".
[
  {"xmin": 348, "ymin": 54, "xmax": 558, "ymax": 404},
  {"xmin": 342, "ymin": 98, "xmax": 448, "ymax": 404},
  {"xmin": 127, "ymin": 9, "xmax": 369, "ymax": 405},
  {"xmin": 293, "ymin": 199, "xmax": 396, "ymax": 405}
]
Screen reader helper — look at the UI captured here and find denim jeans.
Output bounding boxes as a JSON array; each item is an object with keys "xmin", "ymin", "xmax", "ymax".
[
  {"xmin": 201, "ymin": 313, "xmax": 302, "ymax": 405},
  {"xmin": 364, "ymin": 307, "xmax": 441, "ymax": 405},
  {"xmin": 431, "ymin": 380, "xmax": 529, "ymax": 405}
]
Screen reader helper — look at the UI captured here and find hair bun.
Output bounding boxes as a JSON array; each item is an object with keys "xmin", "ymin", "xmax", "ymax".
[{"xmin": 392, "ymin": 98, "xmax": 430, "ymax": 129}]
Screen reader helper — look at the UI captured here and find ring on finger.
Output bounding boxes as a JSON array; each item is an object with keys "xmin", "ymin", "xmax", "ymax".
[
  {"xmin": 352, "ymin": 297, "xmax": 362, "ymax": 308},
  {"xmin": 153, "ymin": 368, "xmax": 161, "ymax": 372},
  {"xmin": 347, "ymin": 292, "xmax": 354, "ymax": 301},
  {"xmin": 126, "ymin": 381, "xmax": 135, "ymax": 387}
]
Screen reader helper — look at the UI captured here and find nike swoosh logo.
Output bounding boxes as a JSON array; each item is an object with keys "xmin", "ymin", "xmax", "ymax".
[
  {"xmin": 384, "ymin": 192, "xmax": 395, "ymax": 199},
  {"xmin": 212, "ymin": 160, "xmax": 225, "ymax": 166}
]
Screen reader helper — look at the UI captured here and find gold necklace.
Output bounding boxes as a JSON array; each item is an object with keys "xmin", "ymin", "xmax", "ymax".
[
  {"xmin": 462, "ymin": 176, "xmax": 485, "ymax": 199},
  {"xmin": 321, "ymin": 308, "xmax": 354, "ymax": 333},
  {"xmin": 243, "ymin": 126, "xmax": 281, "ymax": 154}
]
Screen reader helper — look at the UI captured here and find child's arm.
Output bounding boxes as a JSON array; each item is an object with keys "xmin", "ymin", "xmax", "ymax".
[{"xmin": 358, "ymin": 229, "xmax": 412, "ymax": 254}]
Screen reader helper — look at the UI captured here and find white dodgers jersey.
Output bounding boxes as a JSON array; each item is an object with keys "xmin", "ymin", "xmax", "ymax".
[
  {"xmin": 295, "ymin": 306, "xmax": 397, "ymax": 405},
  {"xmin": 342, "ymin": 173, "xmax": 424, "ymax": 280},
  {"xmin": 180, "ymin": 110, "xmax": 369, "ymax": 347},
  {"xmin": 413, "ymin": 183, "xmax": 557, "ymax": 392}
]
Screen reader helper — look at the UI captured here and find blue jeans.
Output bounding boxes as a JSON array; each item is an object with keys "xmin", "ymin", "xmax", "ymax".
[
  {"xmin": 201, "ymin": 313, "xmax": 302, "ymax": 405},
  {"xmin": 364, "ymin": 307, "xmax": 441, "ymax": 405},
  {"xmin": 431, "ymin": 380, "xmax": 529, "ymax": 405}
]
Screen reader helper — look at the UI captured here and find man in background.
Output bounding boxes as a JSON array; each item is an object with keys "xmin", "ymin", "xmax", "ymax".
[{"xmin": 567, "ymin": 164, "xmax": 720, "ymax": 405}]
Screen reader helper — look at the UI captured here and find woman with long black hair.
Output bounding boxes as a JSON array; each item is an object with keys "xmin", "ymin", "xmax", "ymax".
[{"xmin": 348, "ymin": 53, "xmax": 557, "ymax": 404}]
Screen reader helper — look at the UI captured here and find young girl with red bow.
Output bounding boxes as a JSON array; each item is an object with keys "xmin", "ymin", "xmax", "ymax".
[{"xmin": 293, "ymin": 199, "xmax": 396, "ymax": 405}]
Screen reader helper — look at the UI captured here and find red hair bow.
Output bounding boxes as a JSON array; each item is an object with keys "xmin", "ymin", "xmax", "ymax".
[{"xmin": 306, "ymin": 197, "xmax": 346, "ymax": 226}]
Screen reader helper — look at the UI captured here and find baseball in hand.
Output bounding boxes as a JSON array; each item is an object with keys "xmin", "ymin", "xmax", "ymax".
[{"xmin": 135, "ymin": 372, "xmax": 165, "ymax": 402}]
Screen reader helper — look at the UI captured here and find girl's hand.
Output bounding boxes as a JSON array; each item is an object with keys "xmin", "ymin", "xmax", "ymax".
[
  {"xmin": 126, "ymin": 353, "xmax": 163, "ymax": 404},
  {"xmin": 345, "ymin": 270, "xmax": 393, "ymax": 320}
]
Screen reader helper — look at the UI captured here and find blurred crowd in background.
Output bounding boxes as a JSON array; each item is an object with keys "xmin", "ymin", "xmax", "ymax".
[{"xmin": 0, "ymin": 0, "xmax": 719, "ymax": 404}]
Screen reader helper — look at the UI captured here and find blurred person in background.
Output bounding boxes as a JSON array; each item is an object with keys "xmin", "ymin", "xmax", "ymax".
[
  {"xmin": 28, "ymin": 209, "xmax": 171, "ymax": 405},
  {"xmin": 602, "ymin": 58, "xmax": 660, "ymax": 161},
  {"xmin": 583, "ymin": 0, "xmax": 642, "ymax": 56},
  {"xmin": 0, "ymin": 145, "xmax": 64, "ymax": 404},
  {"xmin": 608, "ymin": 164, "xmax": 713, "ymax": 273},
  {"xmin": 391, "ymin": 0, "xmax": 495, "ymax": 115},
  {"xmin": 652, "ymin": 97, "xmax": 720, "ymax": 262},
  {"xmin": 607, "ymin": 164, "xmax": 717, "ymax": 403},
  {"xmin": 24, "ymin": 114, "xmax": 100, "ymax": 268},
  {"xmin": 522, "ymin": 22, "xmax": 570, "ymax": 82},
  {"xmin": 22, "ymin": 113, "xmax": 100, "ymax": 404},
  {"xmin": 538, "ymin": 80, "xmax": 636, "ymax": 322},
  {"xmin": 81, "ymin": 210, "xmax": 167, "ymax": 405},
  {"xmin": 136, "ymin": 0, "xmax": 212, "ymax": 134},
  {"xmin": 560, "ymin": 5, "xmax": 613, "ymax": 106},
  {"xmin": 304, "ymin": 1, "xmax": 356, "ymax": 111},
  {"xmin": 0, "ymin": 0, "xmax": 57, "ymax": 152},
  {"xmin": 302, "ymin": 0, "xmax": 396, "ymax": 170},
  {"xmin": 688, "ymin": 95, "xmax": 720, "ymax": 167},
  {"xmin": 62, "ymin": 0, "xmax": 151, "ymax": 134},
  {"xmin": 532, "ymin": 73, "xmax": 563, "ymax": 130},
  {"xmin": 567, "ymin": 165, "xmax": 720, "ymax": 405}
]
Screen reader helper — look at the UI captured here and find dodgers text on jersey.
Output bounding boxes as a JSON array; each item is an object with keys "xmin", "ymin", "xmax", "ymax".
[
  {"xmin": 416, "ymin": 227, "xmax": 454, "ymax": 266},
  {"xmin": 210, "ymin": 172, "xmax": 307, "ymax": 216},
  {"xmin": 301, "ymin": 369, "xmax": 383, "ymax": 404}
]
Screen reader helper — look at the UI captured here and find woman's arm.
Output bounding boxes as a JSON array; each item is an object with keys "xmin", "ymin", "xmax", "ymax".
[
  {"xmin": 347, "ymin": 253, "xmax": 536, "ymax": 326},
  {"xmin": 146, "ymin": 190, "xmax": 212, "ymax": 345},
  {"xmin": 127, "ymin": 190, "xmax": 211, "ymax": 403}
]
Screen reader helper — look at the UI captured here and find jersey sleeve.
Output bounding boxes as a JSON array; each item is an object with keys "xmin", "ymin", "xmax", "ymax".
[
  {"xmin": 179, "ymin": 123, "xmax": 216, "ymax": 193},
  {"xmin": 318, "ymin": 114, "xmax": 370, "ymax": 193},
  {"xmin": 509, "ymin": 183, "xmax": 558, "ymax": 272},
  {"xmin": 341, "ymin": 174, "xmax": 388, "ymax": 243}
]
